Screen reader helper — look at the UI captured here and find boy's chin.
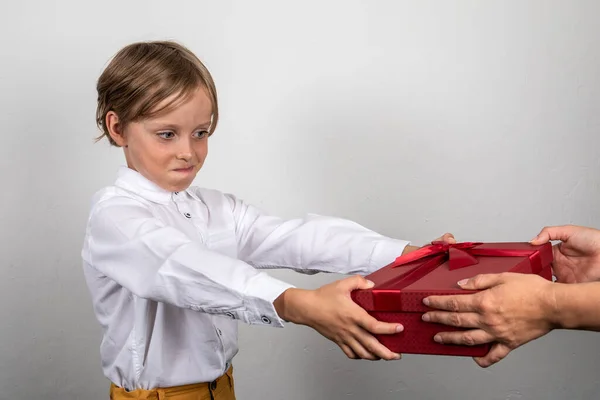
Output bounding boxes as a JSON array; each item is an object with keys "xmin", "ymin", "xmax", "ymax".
[
  {"xmin": 168, "ymin": 181, "xmax": 194, "ymax": 192},
  {"xmin": 160, "ymin": 177, "xmax": 196, "ymax": 193}
]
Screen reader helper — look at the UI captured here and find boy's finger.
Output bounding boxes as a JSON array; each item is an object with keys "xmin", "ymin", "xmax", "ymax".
[
  {"xmin": 357, "ymin": 314, "xmax": 404, "ymax": 335},
  {"xmin": 354, "ymin": 329, "xmax": 401, "ymax": 360},
  {"xmin": 345, "ymin": 337, "xmax": 379, "ymax": 360},
  {"xmin": 340, "ymin": 344, "xmax": 358, "ymax": 359},
  {"xmin": 339, "ymin": 275, "xmax": 375, "ymax": 291}
]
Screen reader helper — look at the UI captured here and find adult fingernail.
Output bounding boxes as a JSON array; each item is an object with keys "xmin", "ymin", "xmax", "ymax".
[
  {"xmin": 395, "ymin": 353, "xmax": 402, "ymax": 360},
  {"xmin": 457, "ymin": 279, "xmax": 468, "ymax": 286},
  {"xmin": 422, "ymin": 313, "xmax": 430, "ymax": 322},
  {"xmin": 366, "ymin": 280, "xmax": 375, "ymax": 288},
  {"xmin": 434, "ymin": 335, "xmax": 442, "ymax": 343},
  {"xmin": 396, "ymin": 324, "xmax": 404, "ymax": 333},
  {"xmin": 423, "ymin": 297, "xmax": 430, "ymax": 306}
]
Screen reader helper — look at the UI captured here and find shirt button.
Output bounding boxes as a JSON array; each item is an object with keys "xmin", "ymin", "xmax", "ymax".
[
  {"xmin": 184, "ymin": 212, "xmax": 192, "ymax": 218},
  {"xmin": 174, "ymin": 192, "xmax": 179, "ymax": 195},
  {"xmin": 261, "ymin": 316, "xmax": 271, "ymax": 324}
]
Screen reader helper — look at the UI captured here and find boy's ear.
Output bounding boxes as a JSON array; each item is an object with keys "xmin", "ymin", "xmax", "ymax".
[{"xmin": 106, "ymin": 111, "xmax": 127, "ymax": 147}]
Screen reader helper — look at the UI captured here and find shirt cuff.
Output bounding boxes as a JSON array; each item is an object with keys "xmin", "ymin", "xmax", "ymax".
[
  {"xmin": 240, "ymin": 272, "xmax": 295, "ymax": 327},
  {"xmin": 368, "ymin": 238, "xmax": 411, "ymax": 272}
]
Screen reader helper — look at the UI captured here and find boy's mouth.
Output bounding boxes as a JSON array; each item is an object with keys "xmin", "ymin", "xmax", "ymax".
[{"xmin": 173, "ymin": 166, "xmax": 195, "ymax": 173}]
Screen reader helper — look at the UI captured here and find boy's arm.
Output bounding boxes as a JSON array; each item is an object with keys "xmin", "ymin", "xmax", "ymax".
[
  {"xmin": 226, "ymin": 193, "xmax": 412, "ymax": 275},
  {"xmin": 83, "ymin": 196, "xmax": 293, "ymax": 326},
  {"xmin": 84, "ymin": 195, "xmax": 409, "ymax": 360}
]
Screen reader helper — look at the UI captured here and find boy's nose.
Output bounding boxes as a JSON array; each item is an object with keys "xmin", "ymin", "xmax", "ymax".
[{"xmin": 176, "ymin": 139, "xmax": 193, "ymax": 161}]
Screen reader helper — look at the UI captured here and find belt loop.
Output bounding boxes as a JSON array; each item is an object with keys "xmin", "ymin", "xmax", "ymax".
[{"xmin": 208, "ymin": 379, "xmax": 217, "ymax": 400}]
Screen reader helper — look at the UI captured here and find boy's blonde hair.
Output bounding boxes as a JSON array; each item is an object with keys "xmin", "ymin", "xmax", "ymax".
[{"xmin": 95, "ymin": 41, "xmax": 218, "ymax": 146}]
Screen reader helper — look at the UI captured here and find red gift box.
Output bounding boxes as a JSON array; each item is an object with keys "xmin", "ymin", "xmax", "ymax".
[{"xmin": 351, "ymin": 241, "xmax": 554, "ymax": 357}]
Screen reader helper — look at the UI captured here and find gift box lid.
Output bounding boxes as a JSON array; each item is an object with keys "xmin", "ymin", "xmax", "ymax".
[{"xmin": 351, "ymin": 242, "xmax": 553, "ymax": 312}]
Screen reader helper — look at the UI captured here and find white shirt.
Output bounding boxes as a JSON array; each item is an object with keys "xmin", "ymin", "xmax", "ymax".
[{"xmin": 81, "ymin": 166, "xmax": 410, "ymax": 390}]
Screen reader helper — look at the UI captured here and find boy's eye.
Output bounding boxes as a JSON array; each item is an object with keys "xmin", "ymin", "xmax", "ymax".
[
  {"xmin": 194, "ymin": 130, "xmax": 209, "ymax": 139},
  {"xmin": 158, "ymin": 131, "xmax": 175, "ymax": 139}
]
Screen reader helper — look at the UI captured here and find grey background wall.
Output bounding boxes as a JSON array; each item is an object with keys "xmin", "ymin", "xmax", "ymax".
[{"xmin": 1, "ymin": 1, "xmax": 599, "ymax": 399}]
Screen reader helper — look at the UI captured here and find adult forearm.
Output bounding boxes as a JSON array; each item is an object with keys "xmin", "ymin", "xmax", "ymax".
[{"xmin": 551, "ymin": 282, "xmax": 600, "ymax": 331}]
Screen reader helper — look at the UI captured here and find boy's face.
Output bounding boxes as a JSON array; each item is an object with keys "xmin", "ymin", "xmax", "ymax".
[{"xmin": 109, "ymin": 87, "xmax": 212, "ymax": 192}]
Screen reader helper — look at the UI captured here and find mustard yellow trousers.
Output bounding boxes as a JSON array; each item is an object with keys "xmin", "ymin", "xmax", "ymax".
[{"xmin": 110, "ymin": 366, "xmax": 235, "ymax": 400}]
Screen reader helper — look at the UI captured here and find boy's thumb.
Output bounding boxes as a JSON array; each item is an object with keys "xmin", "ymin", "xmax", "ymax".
[{"xmin": 343, "ymin": 275, "xmax": 375, "ymax": 291}]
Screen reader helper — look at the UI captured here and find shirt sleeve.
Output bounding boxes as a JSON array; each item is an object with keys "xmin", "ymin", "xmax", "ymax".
[
  {"xmin": 226, "ymin": 194, "xmax": 411, "ymax": 275},
  {"xmin": 82, "ymin": 195, "xmax": 293, "ymax": 327}
]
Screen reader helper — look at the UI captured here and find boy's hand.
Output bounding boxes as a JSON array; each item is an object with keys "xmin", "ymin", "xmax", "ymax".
[
  {"xmin": 434, "ymin": 232, "xmax": 457, "ymax": 244},
  {"xmin": 402, "ymin": 232, "xmax": 457, "ymax": 255},
  {"xmin": 273, "ymin": 233, "xmax": 455, "ymax": 361},
  {"xmin": 274, "ymin": 276, "xmax": 403, "ymax": 361}
]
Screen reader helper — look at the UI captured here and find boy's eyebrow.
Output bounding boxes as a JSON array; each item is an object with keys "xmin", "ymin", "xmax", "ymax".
[{"xmin": 145, "ymin": 120, "xmax": 212, "ymax": 130}]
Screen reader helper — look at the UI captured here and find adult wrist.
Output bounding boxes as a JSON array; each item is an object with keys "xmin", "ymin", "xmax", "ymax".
[{"xmin": 544, "ymin": 282, "xmax": 563, "ymax": 329}]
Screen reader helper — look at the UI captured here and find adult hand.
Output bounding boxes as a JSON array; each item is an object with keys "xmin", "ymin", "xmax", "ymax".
[
  {"xmin": 421, "ymin": 272, "xmax": 557, "ymax": 368},
  {"xmin": 530, "ymin": 225, "xmax": 600, "ymax": 283}
]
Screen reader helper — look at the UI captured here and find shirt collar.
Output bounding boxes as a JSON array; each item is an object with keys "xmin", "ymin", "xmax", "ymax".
[{"xmin": 114, "ymin": 166, "xmax": 200, "ymax": 204}]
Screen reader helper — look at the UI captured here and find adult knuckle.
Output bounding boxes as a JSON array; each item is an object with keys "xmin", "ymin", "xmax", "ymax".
[
  {"xmin": 487, "ymin": 315, "xmax": 502, "ymax": 328},
  {"xmin": 448, "ymin": 298, "xmax": 460, "ymax": 312},
  {"xmin": 483, "ymin": 321, "xmax": 496, "ymax": 334},
  {"xmin": 462, "ymin": 334, "xmax": 476, "ymax": 346},
  {"xmin": 449, "ymin": 313, "xmax": 462, "ymax": 327},
  {"xmin": 504, "ymin": 333, "xmax": 518, "ymax": 347},
  {"xmin": 426, "ymin": 312, "xmax": 439, "ymax": 322},
  {"xmin": 478, "ymin": 296, "xmax": 492, "ymax": 312},
  {"xmin": 493, "ymin": 327, "xmax": 509, "ymax": 342},
  {"xmin": 490, "ymin": 353, "xmax": 504, "ymax": 364},
  {"xmin": 471, "ymin": 274, "xmax": 483, "ymax": 286}
]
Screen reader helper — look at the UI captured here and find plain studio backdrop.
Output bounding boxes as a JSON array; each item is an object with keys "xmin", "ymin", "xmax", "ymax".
[{"xmin": 1, "ymin": 1, "xmax": 599, "ymax": 399}]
